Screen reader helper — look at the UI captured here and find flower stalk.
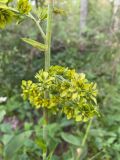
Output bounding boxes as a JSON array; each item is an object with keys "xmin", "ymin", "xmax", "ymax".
[
  {"xmin": 82, "ymin": 118, "xmax": 92, "ymax": 147},
  {"xmin": 77, "ymin": 119, "xmax": 93, "ymax": 160},
  {"xmin": 43, "ymin": 0, "xmax": 53, "ymax": 159},
  {"xmin": 45, "ymin": 0, "xmax": 53, "ymax": 71}
]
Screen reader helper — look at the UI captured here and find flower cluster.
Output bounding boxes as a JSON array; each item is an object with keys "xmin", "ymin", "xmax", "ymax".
[
  {"xmin": 0, "ymin": 0, "xmax": 32, "ymax": 29},
  {"xmin": 22, "ymin": 66, "xmax": 99, "ymax": 122},
  {"xmin": 17, "ymin": 0, "xmax": 31, "ymax": 14},
  {"xmin": 0, "ymin": 7, "xmax": 14, "ymax": 29}
]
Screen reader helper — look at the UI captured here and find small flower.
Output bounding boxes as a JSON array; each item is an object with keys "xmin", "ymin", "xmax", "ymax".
[{"xmin": 17, "ymin": 0, "xmax": 32, "ymax": 14}]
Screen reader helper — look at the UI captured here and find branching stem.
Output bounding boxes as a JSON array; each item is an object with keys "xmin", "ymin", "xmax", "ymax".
[{"xmin": 29, "ymin": 13, "xmax": 46, "ymax": 40}]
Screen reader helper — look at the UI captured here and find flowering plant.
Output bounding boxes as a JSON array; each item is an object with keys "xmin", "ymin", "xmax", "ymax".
[{"xmin": 1, "ymin": 0, "xmax": 99, "ymax": 159}]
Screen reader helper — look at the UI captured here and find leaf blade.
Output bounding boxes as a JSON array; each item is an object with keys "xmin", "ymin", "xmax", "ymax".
[
  {"xmin": 61, "ymin": 132, "xmax": 81, "ymax": 146},
  {"xmin": 4, "ymin": 130, "xmax": 32, "ymax": 160},
  {"xmin": 22, "ymin": 38, "xmax": 47, "ymax": 52}
]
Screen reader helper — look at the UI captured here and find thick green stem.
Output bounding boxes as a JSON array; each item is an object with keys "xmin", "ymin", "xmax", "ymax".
[
  {"xmin": 45, "ymin": 0, "xmax": 53, "ymax": 71},
  {"xmin": 43, "ymin": 1, "xmax": 53, "ymax": 159}
]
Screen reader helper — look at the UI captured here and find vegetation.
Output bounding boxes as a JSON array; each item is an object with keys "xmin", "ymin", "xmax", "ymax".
[{"xmin": 0, "ymin": 0, "xmax": 120, "ymax": 160}]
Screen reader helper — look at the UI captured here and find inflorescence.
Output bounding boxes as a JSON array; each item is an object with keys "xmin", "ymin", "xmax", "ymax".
[{"xmin": 22, "ymin": 66, "xmax": 99, "ymax": 122}]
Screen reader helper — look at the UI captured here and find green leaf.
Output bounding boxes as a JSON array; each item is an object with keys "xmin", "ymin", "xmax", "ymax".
[
  {"xmin": 47, "ymin": 123, "xmax": 60, "ymax": 137},
  {"xmin": 60, "ymin": 118, "xmax": 74, "ymax": 128},
  {"xmin": 0, "ymin": 110, "xmax": 6, "ymax": 122},
  {"xmin": 0, "ymin": 123, "xmax": 13, "ymax": 133},
  {"xmin": 2, "ymin": 134, "xmax": 13, "ymax": 145},
  {"xmin": 61, "ymin": 132, "xmax": 81, "ymax": 146},
  {"xmin": 22, "ymin": 38, "xmax": 47, "ymax": 51},
  {"xmin": 4, "ymin": 130, "xmax": 32, "ymax": 160}
]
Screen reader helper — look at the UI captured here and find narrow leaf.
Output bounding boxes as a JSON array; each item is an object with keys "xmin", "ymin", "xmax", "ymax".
[{"xmin": 22, "ymin": 38, "xmax": 47, "ymax": 51}]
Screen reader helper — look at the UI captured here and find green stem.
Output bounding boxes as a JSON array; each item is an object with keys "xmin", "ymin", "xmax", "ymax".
[
  {"xmin": 43, "ymin": 1, "xmax": 53, "ymax": 159},
  {"xmin": 81, "ymin": 119, "xmax": 92, "ymax": 147},
  {"xmin": 77, "ymin": 119, "xmax": 92, "ymax": 160},
  {"xmin": 29, "ymin": 13, "xmax": 46, "ymax": 40},
  {"xmin": 43, "ymin": 108, "xmax": 48, "ymax": 160},
  {"xmin": 45, "ymin": 0, "xmax": 53, "ymax": 71}
]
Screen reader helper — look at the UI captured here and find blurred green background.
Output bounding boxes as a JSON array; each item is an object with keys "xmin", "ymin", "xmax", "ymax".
[{"xmin": 0, "ymin": 0, "xmax": 120, "ymax": 159}]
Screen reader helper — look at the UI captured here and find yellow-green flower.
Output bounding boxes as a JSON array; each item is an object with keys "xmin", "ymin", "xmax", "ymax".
[
  {"xmin": 0, "ymin": 7, "xmax": 14, "ymax": 29},
  {"xmin": 21, "ymin": 65, "xmax": 99, "ymax": 122},
  {"xmin": 17, "ymin": 0, "xmax": 32, "ymax": 14}
]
